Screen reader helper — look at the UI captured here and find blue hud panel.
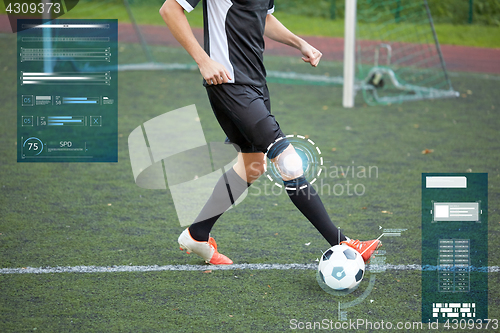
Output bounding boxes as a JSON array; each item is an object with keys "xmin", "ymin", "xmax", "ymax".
[
  {"xmin": 421, "ymin": 173, "xmax": 488, "ymax": 323},
  {"xmin": 17, "ymin": 19, "xmax": 118, "ymax": 162}
]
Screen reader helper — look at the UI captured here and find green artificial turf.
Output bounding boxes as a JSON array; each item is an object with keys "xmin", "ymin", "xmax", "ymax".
[
  {"xmin": 1, "ymin": 31, "xmax": 500, "ymax": 332},
  {"xmin": 0, "ymin": 270, "xmax": 435, "ymax": 332}
]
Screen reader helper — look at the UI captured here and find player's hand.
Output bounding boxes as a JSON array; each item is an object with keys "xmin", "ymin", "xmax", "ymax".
[
  {"xmin": 300, "ymin": 43, "xmax": 322, "ymax": 67},
  {"xmin": 198, "ymin": 58, "xmax": 232, "ymax": 85}
]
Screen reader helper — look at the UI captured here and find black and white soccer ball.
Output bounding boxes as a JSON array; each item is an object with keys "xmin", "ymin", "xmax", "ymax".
[{"xmin": 317, "ymin": 245, "xmax": 365, "ymax": 293}]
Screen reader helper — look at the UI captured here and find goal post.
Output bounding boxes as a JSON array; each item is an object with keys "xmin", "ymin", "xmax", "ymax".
[{"xmin": 342, "ymin": 0, "xmax": 357, "ymax": 108}]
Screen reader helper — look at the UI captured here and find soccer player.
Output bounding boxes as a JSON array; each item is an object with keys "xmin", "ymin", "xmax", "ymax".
[{"xmin": 160, "ymin": 0, "xmax": 381, "ymax": 265}]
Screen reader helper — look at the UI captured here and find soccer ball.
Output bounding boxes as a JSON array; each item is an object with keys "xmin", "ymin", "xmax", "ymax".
[{"xmin": 316, "ymin": 245, "xmax": 365, "ymax": 295}]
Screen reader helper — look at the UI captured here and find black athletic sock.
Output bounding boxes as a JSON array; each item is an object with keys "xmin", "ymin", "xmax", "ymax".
[
  {"xmin": 189, "ymin": 168, "xmax": 250, "ymax": 242},
  {"xmin": 284, "ymin": 176, "xmax": 346, "ymax": 246}
]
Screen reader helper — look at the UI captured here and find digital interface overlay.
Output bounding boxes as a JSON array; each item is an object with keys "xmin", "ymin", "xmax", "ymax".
[
  {"xmin": 422, "ymin": 173, "xmax": 488, "ymax": 323},
  {"xmin": 17, "ymin": 19, "xmax": 118, "ymax": 162}
]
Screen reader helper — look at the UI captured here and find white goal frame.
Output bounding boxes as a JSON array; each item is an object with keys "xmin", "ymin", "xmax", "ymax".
[{"xmin": 342, "ymin": 0, "xmax": 357, "ymax": 108}]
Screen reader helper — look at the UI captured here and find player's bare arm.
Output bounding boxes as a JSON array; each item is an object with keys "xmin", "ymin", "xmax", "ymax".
[
  {"xmin": 264, "ymin": 14, "xmax": 322, "ymax": 67},
  {"xmin": 159, "ymin": 0, "xmax": 231, "ymax": 84}
]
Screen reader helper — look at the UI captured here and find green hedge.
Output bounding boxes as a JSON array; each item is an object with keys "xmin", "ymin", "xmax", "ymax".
[
  {"xmin": 114, "ymin": 0, "xmax": 500, "ymax": 26},
  {"xmin": 278, "ymin": 0, "xmax": 500, "ymax": 26},
  {"xmin": 429, "ymin": 0, "xmax": 500, "ymax": 25}
]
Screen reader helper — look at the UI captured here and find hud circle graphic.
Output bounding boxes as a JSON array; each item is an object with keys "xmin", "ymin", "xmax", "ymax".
[{"xmin": 265, "ymin": 134, "xmax": 323, "ymax": 187}]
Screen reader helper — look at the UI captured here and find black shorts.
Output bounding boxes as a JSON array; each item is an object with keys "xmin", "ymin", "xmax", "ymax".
[{"xmin": 206, "ymin": 84, "xmax": 285, "ymax": 154}]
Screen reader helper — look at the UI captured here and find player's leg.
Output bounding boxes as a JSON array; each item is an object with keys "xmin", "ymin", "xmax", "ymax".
[
  {"xmin": 270, "ymin": 144, "xmax": 381, "ymax": 262},
  {"xmin": 194, "ymin": 84, "xmax": 350, "ymax": 251},
  {"xmin": 188, "ymin": 152, "xmax": 265, "ymax": 240},
  {"xmin": 268, "ymin": 143, "xmax": 348, "ymax": 246},
  {"xmin": 178, "ymin": 163, "xmax": 247, "ymax": 264},
  {"xmin": 233, "ymin": 152, "xmax": 267, "ymax": 183},
  {"xmin": 178, "ymin": 152, "xmax": 266, "ymax": 265},
  {"xmin": 179, "ymin": 86, "xmax": 269, "ymax": 265}
]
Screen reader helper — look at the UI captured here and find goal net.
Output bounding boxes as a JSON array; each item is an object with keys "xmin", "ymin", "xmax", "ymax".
[{"xmin": 344, "ymin": 0, "xmax": 459, "ymax": 106}]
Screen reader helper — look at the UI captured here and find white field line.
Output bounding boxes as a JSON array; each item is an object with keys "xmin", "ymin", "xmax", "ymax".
[{"xmin": 0, "ymin": 264, "xmax": 498, "ymax": 274}]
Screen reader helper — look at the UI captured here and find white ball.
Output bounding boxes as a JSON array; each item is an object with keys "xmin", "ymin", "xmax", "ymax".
[{"xmin": 317, "ymin": 244, "xmax": 365, "ymax": 293}]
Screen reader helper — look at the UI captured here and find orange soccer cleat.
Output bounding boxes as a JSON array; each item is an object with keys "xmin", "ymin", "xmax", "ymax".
[
  {"xmin": 178, "ymin": 228, "xmax": 233, "ymax": 265},
  {"xmin": 340, "ymin": 238, "xmax": 382, "ymax": 263}
]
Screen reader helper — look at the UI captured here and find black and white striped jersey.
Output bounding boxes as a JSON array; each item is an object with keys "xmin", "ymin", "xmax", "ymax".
[{"xmin": 176, "ymin": 0, "xmax": 275, "ymax": 86}]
